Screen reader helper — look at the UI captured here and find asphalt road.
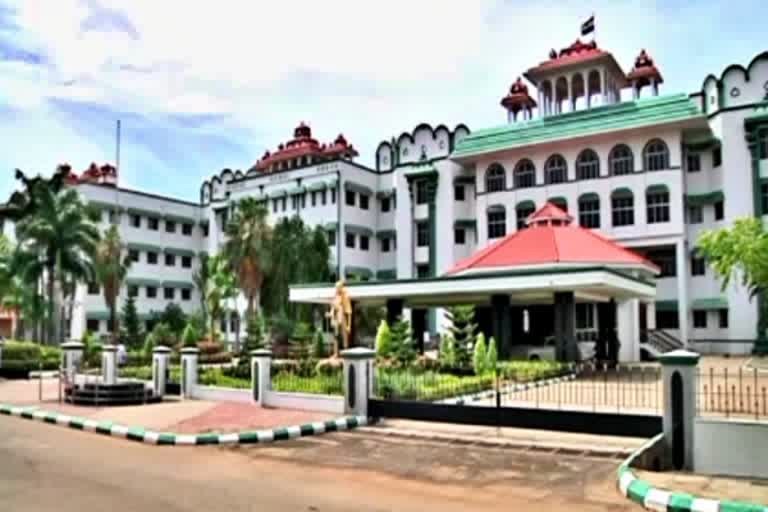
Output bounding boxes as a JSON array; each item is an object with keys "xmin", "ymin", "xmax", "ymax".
[{"xmin": 0, "ymin": 416, "xmax": 634, "ymax": 511}]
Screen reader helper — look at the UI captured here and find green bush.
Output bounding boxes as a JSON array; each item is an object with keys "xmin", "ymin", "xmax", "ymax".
[
  {"xmin": 486, "ymin": 337, "xmax": 498, "ymax": 373},
  {"xmin": 473, "ymin": 333, "xmax": 487, "ymax": 376},
  {"xmin": 182, "ymin": 323, "xmax": 199, "ymax": 348},
  {"xmin": 375, "ymin": 320, "xmax": 393, "ymax": 358},
  {"xmin": 438, "ymin": 334, "xmax": 456, "ymax": 368}
]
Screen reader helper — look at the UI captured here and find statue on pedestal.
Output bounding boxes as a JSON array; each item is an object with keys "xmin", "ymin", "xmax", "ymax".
[{"xmin": 327, "ymin": 279, "xmax": 352, "ymax": 357}]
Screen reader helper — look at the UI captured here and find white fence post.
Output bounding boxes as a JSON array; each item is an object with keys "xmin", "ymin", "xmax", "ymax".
[
  {"xmin": 341, "ymin": 347, "xmax": 375, "ymax": 417},
  {"xmin": 152, "ymin": 345, "xmax": 171, "ymax": 398},
  {"xmin": 101, "ymin": 344, "xmax": 117, "ymax": 385},
  {"xmin": 180, "ymin": 347, "xmax": 199, "ymax": 399},
  {"xmin": 659, "ymin": 349, "xmax": 700, "ymax": 471},
  {"xmin": 251, "ymin": 349, "xmax": 272, "ymax": 406},
  {"xmin": 61, "ymin": 341, "xmax": 84, "ymax": 384}
]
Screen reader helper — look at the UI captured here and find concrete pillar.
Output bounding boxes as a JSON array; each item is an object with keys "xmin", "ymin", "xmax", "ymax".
[
  {"xmin": 341, "ymin": 347, "xmax": 375, "ymax": 417},
  {"xmin": 659, "ymin": 350, "xmax": 699, "ymax": 471},
  {"xmin": 647, "ymin": 301, "xmax": 657, "ymax": 330},
  {"xmin": 675, "ymin": 240, "xmax": 690, "ymax": 348},
  {"xmin": 152, "ymin": 345, "xmax": 171, "ymax": 397},
  {"xmin": 61, "ymin": 341, "xmax": 84, "ymax": 385},
  {"xmin": 618, "ymin": 299, "xmax": 640, "ymax": 362},
  {"xmin": 566, "ymin": 75, "xmax": 574, "ymax": 112},
  {"xmin": 553, "ymin": 292, "xmax": 577, "ymax": 361},
  {"xmin": 250, "ymin": 349, "xmax": 272, "ymax": 406},
  {"xmin": 491, "ymin": 294, "xmax": 512, "ymax": 359},
  {"xmin": 101, "ymin": 344, "xmax": 117, "ymax": 385},
  {"xmin": 180, "ymin": 347, "xmax": 199, "ymax": 399},
  {"xmin": 600, "ymin": 69, "xmax": 607, "ymax": 105}
]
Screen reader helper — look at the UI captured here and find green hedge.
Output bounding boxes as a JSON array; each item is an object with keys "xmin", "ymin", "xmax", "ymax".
[{"xmin": 1, "ymin": 341, "xmax": 61, "ymax": 376}]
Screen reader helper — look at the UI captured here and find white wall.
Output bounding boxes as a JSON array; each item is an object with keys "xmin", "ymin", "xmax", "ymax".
[
  {"xmin": 694, "ymin": 418, "xmax": 768, "ymax": 478},
  {"xmin": 191, "ymin": 385, "xmax": 344, "ymax": 414}
]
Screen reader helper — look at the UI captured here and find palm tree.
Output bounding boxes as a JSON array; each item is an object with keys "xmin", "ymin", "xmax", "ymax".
[
  {"xmin": 15, "ymin": 183, "xmax": 99, "ymax": 343},
  {"xmin": 193, "ymin": 253, "xmax": 210, "ymax": 325},
  {"xmin": 205, "ymin": 255, "xmax": 236, "ymax": 343},
  {"xmin": 8, "ymin": 246, "xmax": 47, "ymax": 341},
  {"xmin": 94, "ymin": 225, "xmax": 131, "ymax": 345},
  {"xmin": 223, "ymin": 198, "xmax": 271, "ymax": 317}
]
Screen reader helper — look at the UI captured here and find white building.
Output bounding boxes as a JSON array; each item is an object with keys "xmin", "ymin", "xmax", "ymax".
[{"xmin": 58, "ymin": 39, "xmax": 768, "ymax": 359}]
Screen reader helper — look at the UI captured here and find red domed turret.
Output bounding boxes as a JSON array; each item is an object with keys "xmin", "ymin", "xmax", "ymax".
[
  {"xmin": 294, "ymin": 122, "xmax": 312, "ymax": 139},
  {"xmin": 250, "ymin": 123, "xmax": 359, "ymax": 172},
  {"xmin": 627, "ymin": 49, "xmax": 663, "ymax": 96},
  {"xmin": 501, "ymin": 77, "xmax": 537, "ymax": 122}
]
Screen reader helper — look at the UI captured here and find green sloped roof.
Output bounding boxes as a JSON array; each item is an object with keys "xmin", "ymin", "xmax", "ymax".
[
  {"xmin": 655, "ymin": 300, "xmax": 678, "ymax": 312},
  {"xmin": 692, "ymin": 297, "xmax": 728, "ymax": 310},
  {"xmin": 376, "ymin": 269, "xmax": 397, "ymax": 280},
  {"xmin": 686, "ymin": 191, "xmax": 724, "ymax": 206},
  {"xmin": 454, "ymin": 219, "xmax": 477, "ymax": 229},
  {"xmin": 126, "ymin": 277, "xmax": 161, "ymax": 287},
  {"xmin": 453, "ymin": 94, "xmax": 705, "ymax": 159},
  {"xmin": 516, "ymin": 199, "xmax": 535, "ymax": 210},
  {"xmin": 647, "ymin": 184, "xmax": 670, "ymax": 195},
  {"xmin": 163, "ymin": 213, "xmax": 196, "ymax": 224},
  {"xmin": 86, "ymin": 311, "xmax": 111, "ymax": 321},
  {"xmin": 164, "ymin": 247, "xmax": 196, "ymax": 257},
  {"xmin": 126, "ymin": 242, "xmax": 162, "ymax": 253},
  {"xmin": 162, "ymin": 280, "xmax": 194, "ymax": 289}
]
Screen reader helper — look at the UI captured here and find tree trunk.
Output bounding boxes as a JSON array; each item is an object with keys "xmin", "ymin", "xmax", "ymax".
[{"xmin": 47, "ymin": 263, "xmax": 55, "ymax": 345}]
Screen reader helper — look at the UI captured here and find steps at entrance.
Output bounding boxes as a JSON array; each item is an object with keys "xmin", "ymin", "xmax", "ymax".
[
  {"xmin": 641, "ymin": 329, "xmax": 684, "ymax": 359},
  {"xmin": 65, "ymin": 382, "xmax": 161, "ymax": 406}
]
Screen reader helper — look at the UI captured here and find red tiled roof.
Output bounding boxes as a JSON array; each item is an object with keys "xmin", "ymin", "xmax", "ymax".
[
  {"xmin": 447, "ymin": 202, "xmax": 658, "ymax": 275},
  {"xmin": 252, "ymin": 123, "xmax": 358, "ymax": 172}
]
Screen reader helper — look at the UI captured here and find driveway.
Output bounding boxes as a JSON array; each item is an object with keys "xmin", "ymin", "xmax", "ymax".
[{"xmin": 0, "ymin": 415, "xmax": 635, "ymax": 511}]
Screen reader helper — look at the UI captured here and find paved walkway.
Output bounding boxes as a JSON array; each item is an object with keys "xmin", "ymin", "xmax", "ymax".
[{"xmin": 635, "ymin": 468, "xmax": 768, "ymax": 505}]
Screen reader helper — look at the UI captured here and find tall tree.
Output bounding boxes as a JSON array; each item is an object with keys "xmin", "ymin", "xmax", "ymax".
[
  {"xmin": 445, "ymin": 305, "xmax": 478, "ymax": 368},
  {"xmin": 224, "ymin": 198, "xmax": 271, "ymax": 316},
  {"xmin": 94, "ymin": 225, "xmax": 131, "ymax": 345},
  {"xmin": 193, "ymin": 253, "xmax": 210, "ymax": 325},
  {"xmin": 120, "ymin": 293, "xmax": 143, "ymax": 349},
  {"xmin": 205, "ymin": 255, "xmax": 236, "ymax": 342},
  {"xmin": 15, "ymin": 184, "xmax": 99, "ymax": 343}
]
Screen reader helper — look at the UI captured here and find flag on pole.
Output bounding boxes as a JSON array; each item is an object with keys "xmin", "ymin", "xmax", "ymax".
[{"xmin": 581, "ymin": 15, "xmax": 595, "ymax": 36}]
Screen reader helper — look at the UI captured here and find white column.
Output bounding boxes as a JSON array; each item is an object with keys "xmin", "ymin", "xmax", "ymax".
[
  {"xmin": 659, "ymin": 350, "xmax": 700, "ymax": 470},
  {"xmin": 101, "ymin": 344, "xmax": 117, "ymax": 385},
  {"xmin": 566, "ymin": 75, "xmax": 574, "ymax": 112},
  {"xmin": 675, "ymin": 240, "xmax": 690, "ymax": 348},
  {"xmin": 647, "ymin": 301, "xmax": 657, "ymax": 330},
  {"xmin": 152, "ymin": 345, "xmax": 171, "ymax": 397},
  {"xmin": 251, "ymin": 349, "xmax": 272, "ymax": 406},
  {"xmin": 180, "ymin": 347, "xmax": 199, "ymax": 399},
  {"xmin": 341, "ymin": 347, "xmax": 375, "ymax": 417},
  {"xmin": 61, "ymin": 341, "xmax": 84, "ymax": 385},
  {"xmin": 600, "ymin": 69, "xmax": 607, "ymax": 105},
  {"xmin": 537, "ymin": 91, "xmax": 544, "ymax": 117},
  {"xmin": 617, "ymin": 299, "xmax": 640, "ymax": 362}
]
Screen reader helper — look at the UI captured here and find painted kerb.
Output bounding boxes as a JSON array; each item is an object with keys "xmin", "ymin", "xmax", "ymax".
[{"xmin": 0, "ymin": 403, "xmax": 366, "ymax": 446}]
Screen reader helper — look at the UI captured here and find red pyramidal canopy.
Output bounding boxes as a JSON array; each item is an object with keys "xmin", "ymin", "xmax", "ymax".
[{"xmin": 447, "ymin": 203, "xmax": 659, "ymax": 276}]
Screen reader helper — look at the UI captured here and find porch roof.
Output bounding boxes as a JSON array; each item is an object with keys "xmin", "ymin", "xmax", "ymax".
[{"xmin": 290, "ymin": 265, "xmax": 656, "ymax": 308}]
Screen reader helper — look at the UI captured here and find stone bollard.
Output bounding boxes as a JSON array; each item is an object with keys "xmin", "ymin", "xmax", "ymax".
[
  {"xmin": 61, "ymin": 341, "xmax": 85, "ymax": 385},
  {"xmin": 180, "ymin": 347, "xmax": 200, "ymax": 399},
  {"xmin": 152, "ymin": 345, "xmax": 172, "ymax": 398},
  {"xmin": 659, "ymin": 349, "xmax": 700, "ymax": 471},
  {"xmin": 341, "ymin": 347, "xmax": 375, "ymax": 417},
  {"xmin": 101, "ymin": 344, "xmax": 118, "ymax": 385},
  {"xmin": 250, "ymin": 349, "xmax": 272, "ymax": 406}
]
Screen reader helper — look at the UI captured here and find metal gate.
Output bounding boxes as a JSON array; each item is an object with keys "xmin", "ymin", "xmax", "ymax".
[{"xmin": 369, "ymin": 363, "xmax": 663, "ymax": 438}]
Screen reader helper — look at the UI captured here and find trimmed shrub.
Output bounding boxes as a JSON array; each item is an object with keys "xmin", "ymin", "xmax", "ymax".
[
  {"xmin": 486, "ymin": 336, "xmax": 498, "ymax": 373},
  {"xmin": 182, "ymin": 324, "xmax": 199, "ymax": 348},
  {"xmin": 438, "ymin": 334, "xmax": 456, "ymax": 369},
  {"xmin": 375, "ymin": 320, "xmax": 393, "ymax": 358},
  {"xmin": 473, "ymin": 333, "xmax": 487, "ymax": 376}
]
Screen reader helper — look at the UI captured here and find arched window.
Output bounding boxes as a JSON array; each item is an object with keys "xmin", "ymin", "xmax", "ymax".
[
  {"xmin": 515, "ymin": 201, "xmax": 536, "ymax": 230},
  {"xmin": 549, "ymin": 197, "xmax": 568, "ymax": 212},
  {"xmin": 487, "ymin": 205, "xmax": 506, "ymax": 239},
  {"xmin": 545, "ymin": 154, "xmax": 567, "ymax": 184},
  {"xmin": 611, "ymin": 189, "xmax": 634, "ymax": 227},
  {"xmin": 485, "ymin": 163, "xmax": 506, "ymax": 193},
  {"xmin": 576, "ymin": 149, "xmax": 600, "ymax": 180},
  {"xmin": 578, "ymin": 193, "xmax": 600, "ymax": 228},
  {"xmin": 646, "ymin": 185, "xmax": 670, "ymax": 224},
  {"xmin": 609, "ymin": 144, "xmax": 634, "ymax": 175},
  {"xmin": 514, "ymin": 159, "xmax": 536, "ymax": 188},
  {"xmin": 644, "ymin": 139, "xmax": 670, "ymax": 171}
]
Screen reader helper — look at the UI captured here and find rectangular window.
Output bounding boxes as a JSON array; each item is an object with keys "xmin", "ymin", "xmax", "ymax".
[
  {"xmin": 281, "ymin": 197, "xmax": 287, "ymax": 212},
  {"xmin": 693, "ymin": 310, "xmax": 708, "ymax": 328},
  {"xmin": 182, "ymin": 255, "xmax": 192, "ymax": 268},
  {"xmin": 345, "ymin": 232, "xmax": 355, "ymax": 248},
  {"xmin": 345, "ymin": 190, "xmax": 356, "ymax": 206},
  {"xmin": 381, "ymin": 238, "xmax": 391, "ymax": 252},
  {"xmin": 454, "ymin": 227, "xmax": 466, "ymax": 245},
  {"xmin": 148, "ymin": 217, "xmax": 159, "ymax": 231},
  {"xmin": 331, "ymin": 189, "xmax": 337, "ymax": 204},
  {"xmin": 272, "ymin": 199, "xmax": 278, "ymax": 213},
  {"xmin": 203, "ymin": 225, "xmax": 209, "ymax": 237},
  {"xmin": 578, "ymin": 199, "xmax": 600, "ymax": 229},
  {"xmin": 686, "ymin": 153, "xmax": 701, "ymax": 173},
  {"xmin": 648, "ymin": 249, "xmax": 676, "ymax": 277},
  {"xmin": 612, "ymin": 196, "xmax": 635, "ymax": 226},
  {"xmin": 87, "ymin": 282, "xmax": 100, "ymax": 295},
  {"xmin": 182, "ymin": 223, "xmax": 193, "ymax": 236},
  {"xmin": 164, "ymin": 287, "xmax": 175, "ymax": 300},
  {"xmin": 311, "ymin": 191, "xmax": 317, "ymax": 207},
  {"xmin": 714, "ymin": 200, "xmax": 724, "ymax": 221},
  {"xmin": 300, "ymin": 193, "xmax": 305, "ymax": 209},
  {"xmin": 128, "ymin": 285, "xmax": 139, "ymax": 298},
  {"xmin": 712, "ymin": 147, "xmax": 722, "ymax": 167},
  {"xmin": 718, "ymin": 309, "xmax": 729, "ymax": 328},
  {"xmin": 328, "ymin": 230, "xmax": 336, "ymax": 246},
  {"xmin": 454, "ymin": 185, "xmax": 465, "ymax": 201},
  {"xmin": 321, "ymin": 190, "xmax": 327, "ymax": 205},
  {"xmin": 86, "ymin": 319, "xmax": 100, "ymax": 332},
  {"xmin": 688, "ymin": 205, "xmax": 703, "ymax": 224},
  {"xmin": 415, "ymin": 180, "xmax": 428, "ymax": 205},
  {"xmin": 576, "ymin": 303, "xmax": 595, "ymax": 329},
  {"xmin": 165, "ymin": 220, "xmax": 176, "ymax": 233},
  {"xmin": 147, "ymin": 251, "xmax": 158, "ymax": 265},
  {"xmin": 488, "ymin": 211, "xmax": 507, "ymax": 238},
  {"xmin": 647, "ymin": 192, "xmax": 670, "ymax": 224},
  {"xmin": 220, "ymin": 317, "xmax": 227, "ymax": 334},
  {"xmin": 165, "ymin": 253, "xmax": 176, "ymax": 267},
  {"xmin": 360, "ymin": 235, "xmax": 370, "ymax": 251},
  {"xmin": 360, "ymin": 194, "xmax": 370, "ymax": 210},
  {"xmin": 416, "ymin": 264, "xmax": 430, "ymax": 279},
  {"xmin": 416, "ymin": 222, "xmax": 429, "ymax": 247},
  {"xmin": 691, "ymin": 256, "xmax": 706, "ymax": 276},
  {"xmin": 129, "ymin": 249, "xmax": 140, "ymax": 263},
  {"xmin": 762, "ymin": 182, "xmax": 768, "ymax": 215},
  {"xmin": 146, "ymin": 286, "xmax": 157, "ymax": 299},
  {"xmin": 291, "ymin": 195, "xmax": 299, "ymax": 210},
  {"xmin": 130, "ymin": 214, "xmax": 141, "ymax": 228},
  {"xmin": 181, "ymin": 288, "xmax": 192, "ymax": 301},
  {"xmin": 381, "ymin": 197, "xmax": 391, "ymax": 213},
  {"xmin": 656, "ymin": 310, "xmax": 679, "ymax": 329}
]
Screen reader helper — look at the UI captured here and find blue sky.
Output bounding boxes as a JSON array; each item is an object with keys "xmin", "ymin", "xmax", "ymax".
[{"xmin": 1, "ymin": 0, "xmax": 766, "ymax": 203}]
